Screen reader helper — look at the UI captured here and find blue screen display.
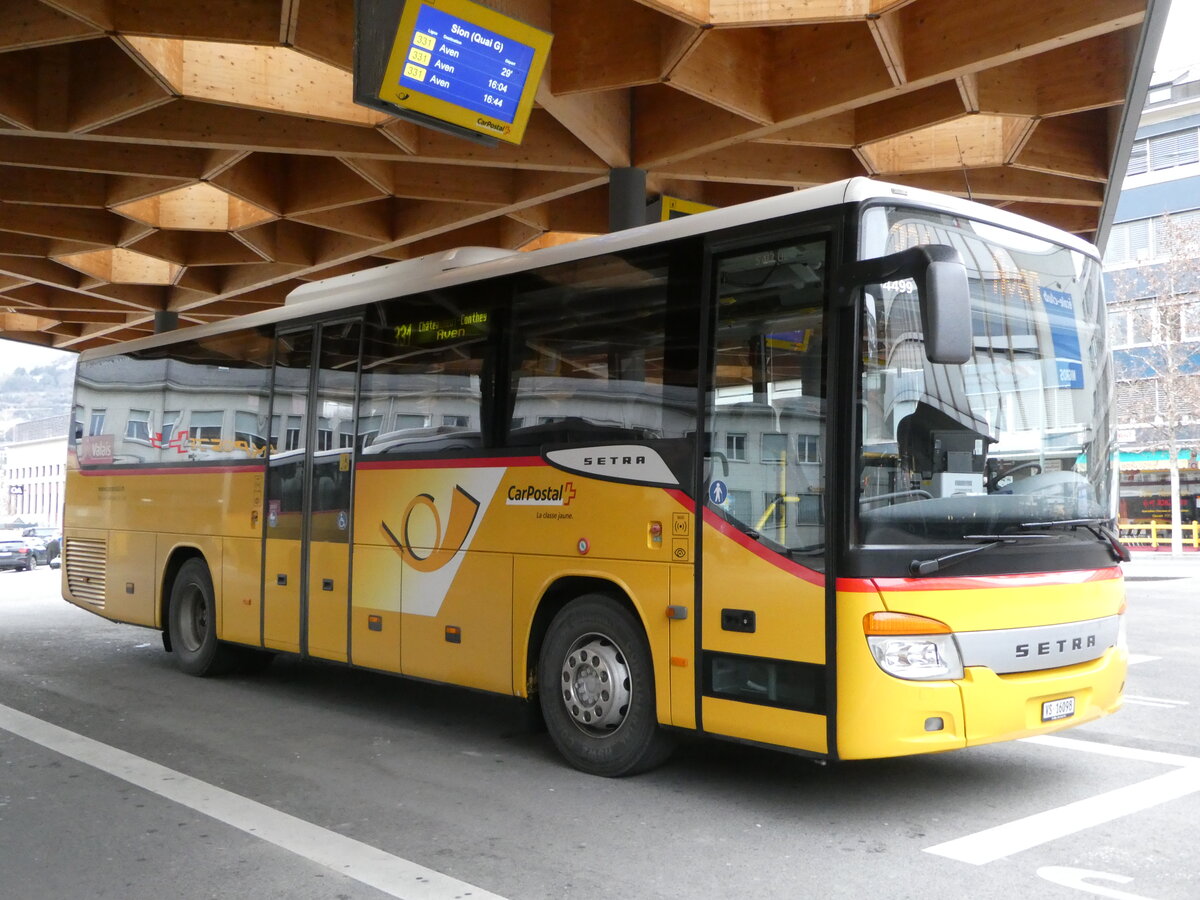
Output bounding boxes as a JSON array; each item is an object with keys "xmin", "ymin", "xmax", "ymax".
[{"xmin": 398, "ymin": 4, "xmax": 536, "ymax": 124}]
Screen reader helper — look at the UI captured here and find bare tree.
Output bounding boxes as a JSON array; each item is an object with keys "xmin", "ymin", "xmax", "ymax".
[{"xmin": 1108, "ymin": 213, "xmax": 1200, "ymax": 555}]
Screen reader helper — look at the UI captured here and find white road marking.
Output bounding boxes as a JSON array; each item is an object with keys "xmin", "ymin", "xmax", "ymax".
[
  {"xmin": 1126, "ymin": 654, "xmax": 1161, "ymax": 665},
  {"xmin": 0, "ymin": 702, "xmax": 505, "ymax": 900},
  {"xmin": 1122, "ymin": 694, "xmax": 1189, "ymax": 709},
  {"xmin": 925, "ymin": 736, "xmax": 1200, "ymax": 865},
  {"xmin": 1038, "ymin": 867, "xmax": 1157, "ymax": 900}
]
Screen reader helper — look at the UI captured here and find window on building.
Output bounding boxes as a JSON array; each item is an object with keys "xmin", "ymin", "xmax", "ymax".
[
  {"xmin": 1149, "ymin": 127, "xmax": 1199, "ymax": 171},
  {"xmin": 88, "ymin": 409, "xmax": 106, "ymax": 436},
  {"xmin": 761, "ymin": 433, "xmax": 788, "ymax": 464},
  {"xmin": 1182, "ymin": 295, "xmax": 1200, "ymax": 342},
  {"xmin": 162, "ymin": 410, "xmax": 180, "ymax": 444},
  {"xmin": 797, "ymin": 433, "xmax": 820, "ymax": 463},
  {"xmin": 190, "ymin": 411, "xmax": 223, "ymax": 442},
  {"xmin": 726, "ymin": 433, "xmax": 747, "ymax": 461},
  {"xmin": 125, "ymin": 409, "xmax": 151, "ymax": 443},
  {"xmin": 285, "ymin": 415, "xmax": 302, "ymax": 451}
]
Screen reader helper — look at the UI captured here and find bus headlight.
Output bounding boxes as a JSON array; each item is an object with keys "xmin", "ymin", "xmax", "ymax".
[{"xmin": 864, "ymin": 612, "xmax": 964, "ymax": 681}]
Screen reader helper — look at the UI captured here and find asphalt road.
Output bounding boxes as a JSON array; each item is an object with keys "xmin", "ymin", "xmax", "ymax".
[{"xmin": 1, "ymin": 563, "xmax": 1197, "ymax": 900}]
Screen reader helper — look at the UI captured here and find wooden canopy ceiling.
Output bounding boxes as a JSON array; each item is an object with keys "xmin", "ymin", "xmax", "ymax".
[{"xmin": 0, "ymin": 0, "xmax": 1156, "ymax": 353}]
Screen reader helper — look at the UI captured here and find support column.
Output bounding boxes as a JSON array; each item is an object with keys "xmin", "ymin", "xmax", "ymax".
[
  {"xmin": 608, "ymin": 167, "xmax": 647, "ymax": 232},
  {"xmin": 154, "ymin": 310, "xmax": 179, "ymax": 333}
]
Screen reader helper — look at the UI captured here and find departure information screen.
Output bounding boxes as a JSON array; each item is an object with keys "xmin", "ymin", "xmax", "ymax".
[
  {"xmin": 400, "ymin": 4, "xmax": 535, "ymax": 124},
  {"xmin": 378, "ymin": 0, "xmax": 551, "ymax": 145}
]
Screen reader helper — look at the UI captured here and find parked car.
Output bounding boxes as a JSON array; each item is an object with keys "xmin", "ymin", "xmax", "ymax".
[
  {"xmin": 22, "ymin": 527, "xmax": 60, "ymax": 562},
  {"xmin": 0, "ymin": 538, "xmax": 42, "ymax": 571}
]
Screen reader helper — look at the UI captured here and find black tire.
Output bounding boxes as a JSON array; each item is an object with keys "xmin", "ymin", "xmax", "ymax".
[
  {"xmin": 167, "ymin": 558, "xmax": 239, "ymax": 676},
  {"xmin": 538, "ymin": 594, "xmax": 674, "ymax": 776},
  {"xmin": 24, "ymin": 555, "xmax": 34, "ymax": 571}
]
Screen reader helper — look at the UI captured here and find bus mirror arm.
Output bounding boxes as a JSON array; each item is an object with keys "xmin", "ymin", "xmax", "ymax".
[{"xmin": 840, "ymin": 244, "xmax": 972, "ymax": 366}]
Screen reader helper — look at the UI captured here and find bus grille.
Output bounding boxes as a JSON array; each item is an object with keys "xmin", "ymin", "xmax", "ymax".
[{"xmin": 65, "ymin": 538, "xmax": 107, "ymax": 608}]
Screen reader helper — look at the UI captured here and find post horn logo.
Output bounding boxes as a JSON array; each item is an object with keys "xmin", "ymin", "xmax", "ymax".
[{"xmin": 382, "ymin": 485, "xmax": 480, "ymax": 573}]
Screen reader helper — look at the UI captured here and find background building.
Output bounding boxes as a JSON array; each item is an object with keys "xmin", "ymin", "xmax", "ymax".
[
  {"xmin": 1, "ymin": 414, "xmax": 70, "ymax": 527},
  {"xmin": 1104, "ymin": 68, "xmax": 1200, "ymax": 540}
]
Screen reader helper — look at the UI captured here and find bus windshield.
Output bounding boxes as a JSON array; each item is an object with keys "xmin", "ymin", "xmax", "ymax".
[{"xmin": 856, "ymin": 205, "xmax": 1115, "ymax": 550}]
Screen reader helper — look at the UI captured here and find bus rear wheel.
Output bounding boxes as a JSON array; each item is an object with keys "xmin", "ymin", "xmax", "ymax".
[
  {"xmin": 168, "ymin": 558, "xmax": 238, "ymax": 676},
  {"xmin": 538, "ymin": 594, "xmax": 674, "ymax": 776}
]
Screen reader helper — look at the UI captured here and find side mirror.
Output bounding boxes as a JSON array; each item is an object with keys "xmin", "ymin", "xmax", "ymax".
[{"xmin": 842, "ymin": 243, "xmax": 972, "ymax": 365}]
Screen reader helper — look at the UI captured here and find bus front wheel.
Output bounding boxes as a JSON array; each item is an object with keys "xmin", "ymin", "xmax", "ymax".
[
  {"xmin": 538, "ymin": 595, "xmax": 674, "ymax": 776},
  {"xmin": 168, "ymin": 558, "xmax": 238, "ymax": 676}
]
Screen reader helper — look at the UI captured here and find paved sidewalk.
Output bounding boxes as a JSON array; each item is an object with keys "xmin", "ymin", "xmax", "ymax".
[{"xmin": 1121, "ymin": 551, "xmax": 1200, "ymax": 581}]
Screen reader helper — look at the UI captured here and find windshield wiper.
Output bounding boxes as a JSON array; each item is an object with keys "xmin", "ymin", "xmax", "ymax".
[
  {"xmin": 1018, "ymin": 518, "xmax": 1131, "ymax": 562},
  {"xmin": 909, "ymin": 534, "xmax": 1057, "ymax": 576}
]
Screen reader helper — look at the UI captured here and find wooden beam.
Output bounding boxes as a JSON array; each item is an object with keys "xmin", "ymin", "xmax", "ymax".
[
  {"xmin": 91, "ymin": 99, "xmax": 401, "ymax": 157},
  {"xmin": 897, "ymin": 0, "xmax": 1144, "ymax": 84},
  {"xmin": 536, "ymin": 83, "xmax": 632, "ymax": 168},
  {"xmin": 383, "ymin": 161, "xmax": 518, "ymax": 205},
  {"xmin": 1014, "ymin": 110, "xmax": 1111, "ymax": 182},
  {"xmin": 41, "ymin": 0, "xmax": 116, "ymax": 32},
  {"xmin": 0, "ymin": 2, "xmax": 101, "ymax": 52},
  {"xmin": 888, "ymin": 167, "xmax": 1105, "ymax": 205},
  {"xmin": 410, "ymin": 109, "xmax": 610, "ymax": 172},
  {"xmin": 68, "ymin": 38, "xmax": 175, "ymax": 132},
  {"xmin": 867, "ymin": 6, "xmax": 906, "ymax": 86},
  {"xmin": 232, "ymin": 220, "xmax": 321, "ymax": 266},
  {"xmin": 656, "ymin": 143, "xmax": 865, "ymax": 185},
  {"xmin": 279, "ymin": 155, "xmax": 388, "ymax": 215},
  {"xmin": 861, "ymin": 115, "xmax": 1022, "ymax": 175},
  {"xmin": 550, "ymin": 0, "xmax": 668, "ymax": 93},
  {"xmin": 759, "ymin": 112, "xmax": 856, "ymax": 147},
  {"xmin": 708, "ymin": 1, "xmax": 873, "ymax": 25},
  {"xmin": 0, "ymin": 51, "xmax": 39, "ymax": 129},
  {"xmin": 110, "ymin": 1, "xmax": 283, "ymax": 44},
  {"xmin": 0, "ymin": 166, "xmax": 108, "ymax": 207},
  {"xmin": 1001, "ymin": 201, "xmax": 1098, "ymax": 235},
  {"xmin": 124, "ymin": 230, "xmax": 272, "ymax": 266},
  {"xmin": 854, "ymin": 80, "xmax": 968, "ymax": 145},
  {"xmin": 0, "ymin": 134, "xmax": 209, "ymax": 178},
  {"xmin": 772, "ymin": 22, "xmax": 894, "ymax": 122},
  {"xmin": 121, "ymin": 36, "xmax": 381, "ymax": 126},
  {"xmin": 291, "ymin": 0, "xmax": 355, "ymax": 71},
  {"xmin": 291, "ymin": 198, "xmax": 397, "ymax": 241},
  {"xmin": 668, "ymin": 27, "xmax": 773, "ymax": 124},
  {"xmin": 0, "ymin": 204, "xmax": 121, "ymax": 246},
  {"xmin": 209, "ymin": 152, "xmax": 286, "ymax": 215}
]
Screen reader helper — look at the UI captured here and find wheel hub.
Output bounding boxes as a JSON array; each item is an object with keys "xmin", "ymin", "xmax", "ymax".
[{"xmin": 560, "ymin": 635, "xmax": 632, "ymax": 735}]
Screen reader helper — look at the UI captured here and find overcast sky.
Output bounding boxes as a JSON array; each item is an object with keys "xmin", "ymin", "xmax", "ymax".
[
  {"xmin": 1, "ymin": 0, "xmax": 1197, "ymax": 376},
  {"xmin": 1155, "ymin": 0, "xmax": 1200, "ymax": 78}
]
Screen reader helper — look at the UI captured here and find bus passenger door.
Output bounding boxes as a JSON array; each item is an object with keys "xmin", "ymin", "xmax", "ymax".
[
  {"xmin": 262, "ymin": 322, "xmax": 361, "ymax": 660},
  {"xmin": 698, "ymin": 234, "xmax": 832, "ymax": 756}
]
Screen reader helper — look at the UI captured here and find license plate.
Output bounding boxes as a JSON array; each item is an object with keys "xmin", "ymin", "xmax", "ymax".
[{"xmin": 1042, "ymin": 697, "xmax": 1075, "ymax": 722}]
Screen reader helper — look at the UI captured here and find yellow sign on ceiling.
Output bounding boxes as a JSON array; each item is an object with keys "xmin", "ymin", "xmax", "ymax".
[{"xmin": 378, "ymin": 0, "xmax": 552, "ymax": 146}]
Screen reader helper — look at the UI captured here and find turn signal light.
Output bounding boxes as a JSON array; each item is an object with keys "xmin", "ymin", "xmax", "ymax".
[{"xmin": 863, "ymin": 611, "xmax": 952, "ymax": 636}]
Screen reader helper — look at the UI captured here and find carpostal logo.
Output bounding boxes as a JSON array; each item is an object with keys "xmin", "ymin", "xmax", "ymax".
[
  {"xmin": 382, "ymin": 485, "xmax": 481, "ymax": 574},
  {"xmin": 476, "ymin": 117, "xmax": 512, "ymax": 136},
  {"xmin": 506, "ymin": 482, "xmax": 576, "ymax": 506}
]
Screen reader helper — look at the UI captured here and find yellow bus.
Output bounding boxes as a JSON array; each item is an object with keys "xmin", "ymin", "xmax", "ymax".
[{"xmin": 63, "ymin": 178, "xmax": 1129, "ymax": 776}]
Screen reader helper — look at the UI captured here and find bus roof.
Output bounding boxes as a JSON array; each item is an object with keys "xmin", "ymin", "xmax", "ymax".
[{"xmin": 79, "ymin": 177, "xmax": 1100, "ymax": 361}]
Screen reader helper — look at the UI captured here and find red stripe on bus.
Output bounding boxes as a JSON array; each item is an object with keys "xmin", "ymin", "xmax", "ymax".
[
  {"xmin": 78, "ymin": 464, "xmax": 265, "ymax": 476},
  {"xmin": 837, "ymin": 567, "xmax": 1123, "ymax": 594}
]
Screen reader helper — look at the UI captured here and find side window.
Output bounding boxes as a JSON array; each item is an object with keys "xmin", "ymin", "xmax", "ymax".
[
  {"xmin": 506, "ymin": 247, "xmax": 698, "ymax": 448},
  {"xmin": 73, "ymin": 329, "xmax": 273, "ymax": 467},
  {"xmin": 359, "ymin": 288, "xmax": 494, "ymax": 457}
]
